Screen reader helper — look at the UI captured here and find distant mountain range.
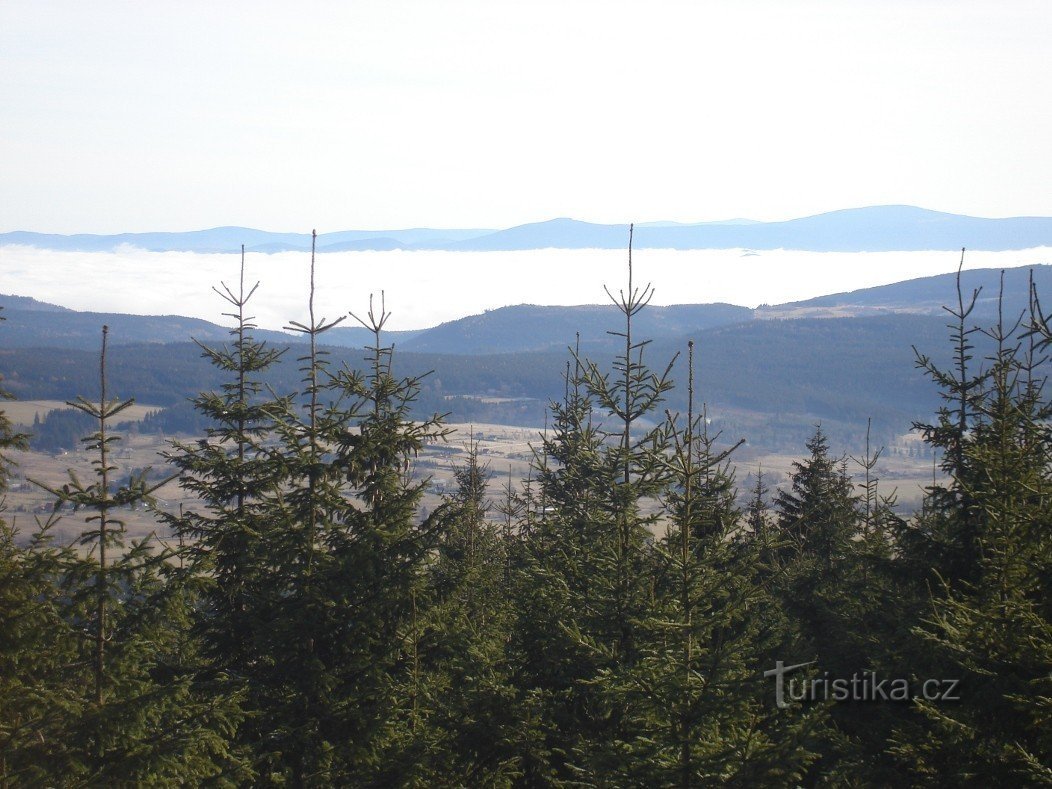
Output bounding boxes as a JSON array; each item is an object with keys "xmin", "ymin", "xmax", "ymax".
[
  {"xmin": 0, "ymin": 227, "xmax": 490, "ymax": 255},
  {"xmin": 5, "ymin": 206, "xmax": 1052, "ymax": 254}
]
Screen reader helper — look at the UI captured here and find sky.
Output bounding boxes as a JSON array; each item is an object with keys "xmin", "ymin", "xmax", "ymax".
[{"xmin": 2, "ymin": 1, "xmax": 1050, "ymax": 234}]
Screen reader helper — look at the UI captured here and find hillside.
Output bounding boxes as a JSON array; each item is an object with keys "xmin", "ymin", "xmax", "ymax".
[
  {"xmin": 0, "ymin": 313, "xmax": 963, "ymax": 452},
  {"xmin": 4, "ymin": 265, "xmax": 1047, "ymax": 353},
  {"xmin": 2, "ymin": 265, "xmax": 1046, "ymax": 452},
  {"xmin": 764, "ymin": 263, "xmax": 1052, "ymax": 318},
  {"xmin": 0, "ymin": 295, "xmax": 421, "ymax": 350},
  {"xmin": 396, "ymin": 303, "xmax": 753, "ymax": 354}
]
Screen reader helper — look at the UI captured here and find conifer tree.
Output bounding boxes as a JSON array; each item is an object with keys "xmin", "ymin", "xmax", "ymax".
[
  {"xmin": 167, "ymin": 245, "xmax": 287, "ymax": 640},
  {"xmin": 509, "ymin": 343, "xmax": 608, "ymax": 781},
  {"xmin": 324, "ymin": 291, "xmax": 452, "ymax": 783},
  {"xmin": 162, "ymin": 246, "xmax": 287, "ymax": 776},
  {"xmin": 0, "ymin": 307, "xmax": 78, "ymax": 784},
  {"xmin": 770, "ymin": 426, "xmax": 885, "ymax": 780},
  {"xmin": 836, "ymin": 421, "xmax": 918, "ymax": 784},
  {"xmin": 233, "ymin": 231, "xmax": 357, "ymax": 782},
  {"xmin": 411, "ymin": 439, "xmax": 519, "ymax": 783},
  {"xmin": 494, "ymin": 463, "xmax": 527, "ymax": 589},
  {"xmin": 774, "ymin": 427, "xmax": 858, "ymax": 583},
  {"xmin": 29, "ymin": 326, "xmax": 247, "ymax": 784},
  {"xmin": 594, "ymin": 341, "xmax": 821, "ymax": 785},
  {"xmin": 0, "ymin": 518, "xmax": 84, "ymax": 784},
  {"xmin": 903, "ymin": 250, "xmax": 991, "ymax": 586},
  {"xmin": 230, "ymin": 232, "xmax": 452, "ymax": 783},
  {"xmin": 891, "ymin": 271, "xmax": 1052, "ymax": 784},
  {"xmin": 744, "ymin": 467, "xmax": 771, "ymax": 541},
  {"xmin": 513, "ymin": 227, "xmax": 678, "ymax": 780},
  {"xmin": 576, "ymin": 229, "xmax": 676, "ymax": 669},
  {"xmin": 771, "ymin": 424, "xmax": 911, "ymax": 786}
]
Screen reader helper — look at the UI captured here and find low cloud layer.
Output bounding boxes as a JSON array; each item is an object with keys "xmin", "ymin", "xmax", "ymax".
[{"xmin": 2, "ymin": 246, "xmax": 1049, "ymax": 332}]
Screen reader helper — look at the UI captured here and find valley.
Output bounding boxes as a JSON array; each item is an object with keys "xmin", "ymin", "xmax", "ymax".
[{"xmin": 3, "ymin": 403, "xmax": 938, "ymax": 546}]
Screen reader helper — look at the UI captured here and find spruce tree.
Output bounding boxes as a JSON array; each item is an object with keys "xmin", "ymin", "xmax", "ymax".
[
  {"xmin": 509, "ymin": 344, "xmax": 608, "ymax": 781},
  {"xmin": 891, "ymin": 271, "xmax": 1052, "ymax": 784},
  {"xmin": 576, "ymin": 230, "xmax": 677, "ymax": 671},
  {"xmin": 162, "ymin": 246, "xmax": 287, "ymax": 777},
  {"xmin": 0, "ymin": 306, "xmax": 79, "ymax": 784},
  {"xmin": 774, "ymin": 427, "xmax": 858, "ymax": 585},
  {"xmin": 324, "ymin": 291, "xmax": 452, "ymax": 784},
  {"xmin": 160, "ymin": 236, "xmax": 454, "ymax": 784},
  {"xmin": 513, "ymin": 227, "xmax": 678, "ymax": 780},
  {"xmin": 233, "ymin": 232, "xmax": 451, "ymax": 783},
  {"xmin": 744, "ymin": 467, "xmax": 771, "ymax": 541},
  {"xmin": 29, "ymin": 326, "xmax": 248, "ymax": 784},
  {"xmin": 770, "ymin": 424, "xmax": 910, "ymax": 786},
  {"xmin": 0, "ymin": 519, "xmax": 84, "ymax": 784},
  {"xmin": 903, "ymin": 250, "xmax": 991, "ymax": 586},
  {"xmin": 771, "ymin": 426, "xmax": 879, "ymax": 780},
  {"xmin": 235, "ymin": 231, "xmax": 357, "ymax": 783},
  {"xmin": 412, "ymin": 439, "xmax": 519, "ymax": 783},
  {"xmin": 595, "ymin": 342, "xmax": 821, "ymax": 785}
]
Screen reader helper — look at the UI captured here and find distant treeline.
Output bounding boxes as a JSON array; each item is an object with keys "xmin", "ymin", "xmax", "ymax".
[
  {"xmin": 28, "ymin": 408, "xmax": 97, "ymax": 453},
  {"xmin": 26, "ymin": 403, "xmax": 214, "ymax": 453}
]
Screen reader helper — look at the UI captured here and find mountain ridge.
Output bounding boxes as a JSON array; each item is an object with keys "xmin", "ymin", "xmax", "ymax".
[
  {"xmin": 5, "ymin": 206, "xmax": 1052, "ymax": 253},
  {"xmin": 5, "ymin": 266, "xmax": 1049, "ymax": 452},
  {"xmin": 3, "ymin": 264, "xmax": 1049, "ymax": 354}
]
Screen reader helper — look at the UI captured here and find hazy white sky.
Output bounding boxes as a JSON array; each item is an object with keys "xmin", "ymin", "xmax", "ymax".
[{"xmin": 1, "ymin": 1, "xmax": 1050, "ymax": 233}]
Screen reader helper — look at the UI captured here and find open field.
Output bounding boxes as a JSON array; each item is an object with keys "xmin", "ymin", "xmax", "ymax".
[
  {"xmin": 4, "ymin": 429, "xmax": 193, "ymax": 546},
  {"xmin": 4, "ymin": 398, "xmax": 161, "ymax": 426},
  {"xmin": 4, "ymin": 415, "xmax": 940, "ymax": 546}
]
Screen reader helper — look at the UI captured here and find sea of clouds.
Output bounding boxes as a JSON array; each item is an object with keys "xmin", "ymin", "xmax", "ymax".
[{"xmin": 1, "ymin": 245, "xmax": 1050, "ymax": 332}]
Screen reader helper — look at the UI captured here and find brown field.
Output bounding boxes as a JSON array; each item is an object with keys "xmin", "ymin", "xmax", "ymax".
[
  {"xmin": 4, "ymin": 430, "xmax": 193, "ymax": 546},
  {"xmin": 3, "ymin": 414, "xmax": 941, "ymax": 547},
  {"xmin": 754, "ymin": 305, "xmax": 931, "ymax": 320},
  {"xmin": 4, "ymin": 399, "xmax": 161, "ymax": 426}
]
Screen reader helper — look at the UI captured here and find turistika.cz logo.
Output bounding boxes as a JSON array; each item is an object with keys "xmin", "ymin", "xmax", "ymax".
[{"xmin": 764, "ymin": 660, "xmax": 960, "ymax": 709}]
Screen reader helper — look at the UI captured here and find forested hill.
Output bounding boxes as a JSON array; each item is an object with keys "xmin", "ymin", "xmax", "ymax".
[
  {"xmin": 3, "ymin": 265, "xmax": 1047, "ymax": 450},
  {"xmin": 0, "ymin": 296, "xmax": 744, "ymax": 353},
  {"xmin": 0, "ymin": 295, "xmax": 422, "ymax": 350},
  {"xmin": 0, "ymin": 313, "xmax": 963, "ymax": 451},
  {"xmin": 767, "ymin": 262, "xmax": 1052, "ymax": 318},
  {"xmin": 5, "ymin": 260, "xmax": 1048, "ymax": 788},
  {"xmin": 396, "ymin": 303, "xmax": 753, "ymax": 354},
  {"xmin": 6, "ymin": 206, "xmax": 1052, "ymax": 253},
  {"xmin": 2, "ymin": 264, "xmax": 1049, "ymax": 353}
]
